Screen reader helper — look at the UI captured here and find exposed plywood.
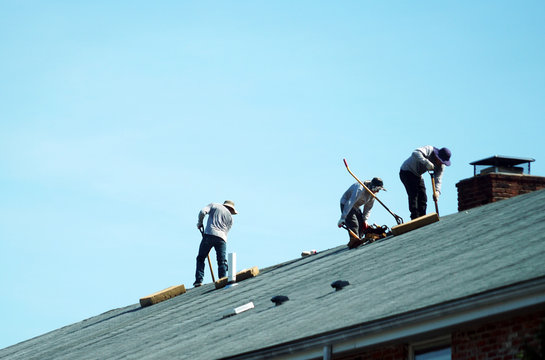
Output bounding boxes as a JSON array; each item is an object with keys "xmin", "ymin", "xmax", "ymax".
[
  {"xmin": 215, "ymin": 266, "xmax": 260, "ymax": 289},
  {"xmin": 391, "ymin": 213, "xmax": 440, "ymax": 236},
  {"xmin": 139, "ymin": 284, "xmax": 186, "ymax": 307}
]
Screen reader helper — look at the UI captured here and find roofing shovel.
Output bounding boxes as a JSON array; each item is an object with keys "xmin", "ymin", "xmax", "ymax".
[
  {"xmin": 343, "ymin": 158, "xmax": 404, "ymax": 225},
  {"xmin": 429, "ymin": 171, "xmax": 439, "ymax": 216},
  {"xmin": 199, "ymin": 227, "xmax": 216, "ymax": 282}
]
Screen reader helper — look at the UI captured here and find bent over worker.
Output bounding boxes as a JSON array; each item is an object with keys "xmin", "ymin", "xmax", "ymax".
[
  {"xmin": 193, "ymin": 200, "xmax": 238, "ymax": 287},
  {"xmin": 399, "ymin": 146, "xmax": 451, "ymax": 220},
  {"xmin": 337, "ymin": 178, "xmax": 385, "ymax": 241}
]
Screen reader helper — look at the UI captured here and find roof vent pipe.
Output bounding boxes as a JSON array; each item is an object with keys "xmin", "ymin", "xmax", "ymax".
[
  {"xmin": 271, "ymin": 295, "xmax": 289, "ymax": 306},
  {"xmin": 225, "ymin": 253, "xmax": 238, "ymax": 289},
  {"xmin": 228, "ymin": 253, "xmax": 236, "ymax": 283},
  {"xmin": 331, "ymin": 280, "xmax": 350, "ymax": 291}
]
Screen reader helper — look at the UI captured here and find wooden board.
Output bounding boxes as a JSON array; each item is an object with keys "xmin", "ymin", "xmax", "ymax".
[
  {"xmin": 391, "ymin": 213, "xmax": 439, "ymax": 236},
  {"xmin": 139, "ymin": 284, "xmax": 186, "ymax": 307},
  {"xmin": 215, "ymin": 266, "xmax": 260, "ymax": 289}
]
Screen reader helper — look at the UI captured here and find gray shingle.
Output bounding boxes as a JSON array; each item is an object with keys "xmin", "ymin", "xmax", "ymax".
[{"xmin": 2, "ymin": 189, "xmax": 545, "ymax": 360}]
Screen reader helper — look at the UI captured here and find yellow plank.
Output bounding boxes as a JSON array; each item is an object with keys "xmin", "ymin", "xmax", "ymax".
[
  {"xmin": 214, "ymin": 266, "xmax": 260, "ymax": 289},
  {"xmin": 391, "ymin": 213, "xmax": 439, "ymax": 236},
  {"xmin": 139, "ymin": 284, "xmax": 186, "ymax": 307}
]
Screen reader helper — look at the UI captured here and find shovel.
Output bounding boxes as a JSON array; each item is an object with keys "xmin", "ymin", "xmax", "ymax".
[
  {"xmin": 199, "ymin": 227, "xmax": 216, "ymax": 282},
  {"xmin": 343, "ymin": 159, "xmax": 404, "ymax": 225}
]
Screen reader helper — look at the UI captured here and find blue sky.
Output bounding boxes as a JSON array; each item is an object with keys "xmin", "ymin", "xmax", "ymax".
[{"xmin": 1, "ymin": 1, "xmax": 544, "ymax": 349}]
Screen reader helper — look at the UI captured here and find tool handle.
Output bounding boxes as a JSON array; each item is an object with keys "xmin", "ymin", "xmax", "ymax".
[
  {"xmin": 343, "ymin": 158, "xmax": 403, "ymax": 224},
  {"xmin": 429, "ymin": 172, "xmax": 439, "ymax": 216}
]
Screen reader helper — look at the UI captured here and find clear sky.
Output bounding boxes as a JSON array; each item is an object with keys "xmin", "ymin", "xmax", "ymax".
[{"xmin": 1, "ymin": 0, "xmax": 544, "ymax": 350}]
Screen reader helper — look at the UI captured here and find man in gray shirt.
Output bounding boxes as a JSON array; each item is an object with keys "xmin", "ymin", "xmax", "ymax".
[
  {"xmin": 399, "ymin": 146, "xmax": 451, "ymax": 220},
  {"xmin": 337, "ymin": 178, "xmax": 385, "ymax": 241},
  {"xmin": 193, "ymin": 200, "xmax": 237, "ymax": 287}
]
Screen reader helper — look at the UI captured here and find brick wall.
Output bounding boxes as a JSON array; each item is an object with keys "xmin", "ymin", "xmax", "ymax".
[
  {"xmin": 456, "ymin": 173, "xmax": 545, "ymax": 211},
  {"xmin": 331, "ymin": 310, "xmax": 544, "ymax": 360},
  {"xmin": 452, "ymin": 310, "xmax": 545, "ymax": 360}
]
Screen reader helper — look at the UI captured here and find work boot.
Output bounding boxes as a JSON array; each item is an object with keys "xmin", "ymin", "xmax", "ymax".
[{"xmin": 193, "ymin": 281, "xmax": 202, "ymax": 287}]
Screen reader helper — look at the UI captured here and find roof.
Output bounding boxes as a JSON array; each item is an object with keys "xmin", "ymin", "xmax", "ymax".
[{"xmin": 2, "ymin": 189, "xmax": 545, "ymax": 360}]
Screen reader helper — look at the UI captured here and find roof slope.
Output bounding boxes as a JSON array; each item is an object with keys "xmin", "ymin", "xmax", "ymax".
[{"xmin": 2, "ymin": 189, "xmax": 545, "ymax": 360}]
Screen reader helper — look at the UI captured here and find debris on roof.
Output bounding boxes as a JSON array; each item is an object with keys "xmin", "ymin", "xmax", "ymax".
[
  {"xmin": 301, "ymin": 250, "xmax": 317, "ymax": 257},
  {"xmin": 215, "ymin": 266, "xmax": 259, "ymax": 289},
  {"xmin": 139, "ymin": 284, "xmax": 186, "ymax": 307},
  {"xmin": 391, "ymin": 212, "xmax": 439, "ymax": 236},
  {"xmin": 347, "ymin": 224, "xmax": 392, "ymax": 249},
  {"xmin": 222, "ymin": 302, "xmax": 255, "ymax": 318}
]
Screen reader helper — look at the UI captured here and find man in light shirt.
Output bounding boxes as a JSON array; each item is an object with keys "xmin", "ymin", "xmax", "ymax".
[
  {"xmin": 399, "ymin": 146, "xmax": 451, "ymax": 220},
  {"xmin": 337, "ymin": 177, "xmax": 385, "ymax": 241},
  {"xmin": 193, "ymin": 200, "xmax": 238, "ymax": 287}
]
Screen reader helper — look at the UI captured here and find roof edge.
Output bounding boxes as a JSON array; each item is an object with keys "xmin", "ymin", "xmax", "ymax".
[{"xmin": 222, "ymin": 276, "xmax": 545, "ymax": 360}]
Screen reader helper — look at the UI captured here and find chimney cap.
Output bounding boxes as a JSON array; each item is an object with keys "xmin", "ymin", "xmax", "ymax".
[
  {"xmin": 470, "ymin": 155, "xmax": 535, "ymax": 176},
  {"xmin": 470, "ymin": 155, "xmax": 535, "ymax": 167}
]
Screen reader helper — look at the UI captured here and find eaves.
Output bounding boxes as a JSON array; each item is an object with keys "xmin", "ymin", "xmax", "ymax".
[{"xmin": 222, "ymin": 275, "xmax": 545, "ymax": 360}]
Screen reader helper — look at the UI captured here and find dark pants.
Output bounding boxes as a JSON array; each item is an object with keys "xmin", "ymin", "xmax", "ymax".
[
  {"xmin": 195, "ymin": 234, "xmax": 227, "ymax": 283},
  {"xmin": 340, "ymin": 204, "xmax": 365, "ymax": 240},
  {"xmin": 400, "ymin": 170, "xmax": 427, "ymax": 220}
]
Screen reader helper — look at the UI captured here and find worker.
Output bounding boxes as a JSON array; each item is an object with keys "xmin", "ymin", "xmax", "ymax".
[
  {"xmin": 193, "ymin": 200, "xmax": 238, "ymax": 287},
  {"xmin": 337, "ymin": 178, "xmax": 385, "ymax": 240},
  {"xmin": 399, "ymin": 146, "xmax": 451, "ymax": 220}
]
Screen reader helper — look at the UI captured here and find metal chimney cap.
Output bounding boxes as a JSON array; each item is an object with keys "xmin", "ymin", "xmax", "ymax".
[{"xmin": 470, "ymin": 155, "xmax": 535, "ymax": 167}]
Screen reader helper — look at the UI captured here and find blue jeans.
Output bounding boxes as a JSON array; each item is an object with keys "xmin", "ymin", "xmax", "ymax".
[{"xmin": 195, "ymin": 234, "xmax": 227, "ymax": 283}]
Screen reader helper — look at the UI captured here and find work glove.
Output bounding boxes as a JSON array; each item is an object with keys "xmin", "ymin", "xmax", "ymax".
[
  {"xmin": 337, "ymin": 219, "xmax": 345, "ymax": 228},
  {"xmin": 362, "ymin": 221, "xmax": 369, "ymax": 230}
]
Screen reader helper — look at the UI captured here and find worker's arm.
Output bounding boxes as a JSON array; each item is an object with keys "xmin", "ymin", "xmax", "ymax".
[
  {"xmin": 433, "ymin": 165, "xmax": 445, "ymax": 195},
  {"xmin": 361, "ymin": 194, "xmax": 375, "ymax": 223},
  {"xmin": 413, "ymin": 146, "xmax": 435, "ymax": 171},
  {"xmin": 197, "ymin": 204, "xmax": 212, "ymax": 229}
]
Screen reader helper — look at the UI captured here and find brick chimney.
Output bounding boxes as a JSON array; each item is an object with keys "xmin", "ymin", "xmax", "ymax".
[{"xmin": 456, "ymin": 155, "xmax": 545, "ymax": 211}]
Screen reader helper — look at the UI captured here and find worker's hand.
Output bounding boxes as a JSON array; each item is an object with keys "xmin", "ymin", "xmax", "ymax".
[
  {"xmin": 362, "ymin": 221, "xmax": 369, "ymax": 230},
  {"xmin": 197, "ymin": 224, "xmax": 203, "ymax": 230},
  {"xmin": 337, "ymin": 219, "xmax": 345, "ymax": 228},
  {"xmin": 433, "ymin": 192, "xmax": 439, "ymax": 202}
]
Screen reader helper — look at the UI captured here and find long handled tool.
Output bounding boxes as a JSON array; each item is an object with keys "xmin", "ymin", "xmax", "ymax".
[
  {"xmin": 199, "ymin": 227, "xmax": 216, "ymax": 282},
  {"xmin": 343, "ymin": 158, "xmax": 404, "ymax": 225},
  {"xmin": 429, "ymin": 171, "xmax": 439, "ymax": 216}
]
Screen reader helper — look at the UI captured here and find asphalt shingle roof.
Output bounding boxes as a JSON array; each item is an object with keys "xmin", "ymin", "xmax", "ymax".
[{"xmin": 2, "ymin": 189, "xmax": 545, "ymax": 359}]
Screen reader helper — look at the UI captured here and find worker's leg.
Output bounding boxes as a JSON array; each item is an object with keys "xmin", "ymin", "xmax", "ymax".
[
  {"xmin": 341, "ymin": 204, "xmax": 361, "ymax": 240},
  {"xmin": 354, "ymin": 208, "xmax": 365, "ymax": 238},
  {"xmin": 212, "ymin": 237, "xmax": 228, "ymax": 279},
  {"xmin": 400, "ymin": 170, "xmax": 423, "ymax": 220},
  {"xmin": 194, "ymin": 236, "xmax": 213, "ymax": 284},
  {"xmin": 415, "ymin": 176, "xmax": 427, "ymax": 218}
]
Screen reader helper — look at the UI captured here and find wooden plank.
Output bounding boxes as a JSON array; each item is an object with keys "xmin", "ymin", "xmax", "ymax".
[
  {"xmin": 391, "ymin": 213, "xmax": 439, "ymax": 236},
  {"xmin": 139, "ymin": 284, "xmax": 186, "ymax": 307},
  {"xmin": 215, "ymin": 266, "xmax": 259, "ymax": 289}
]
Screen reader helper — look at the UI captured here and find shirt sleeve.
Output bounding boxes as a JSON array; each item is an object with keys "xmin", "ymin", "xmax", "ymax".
[
  {"xmin": 413, "ymin": 147, "xmax": 435, "ymax": 171},
  {"xmin": 361, "ymin": 195, "xmax": 375, "ymax": 222},
  {"xmin": 197, "ymin": 204, "xmax": 212, "ymax": 227},
  {"xmin": 433, "ymin": 164, "xmax": 445, "ymax": 194}
]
